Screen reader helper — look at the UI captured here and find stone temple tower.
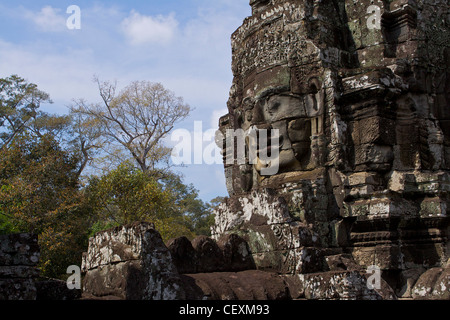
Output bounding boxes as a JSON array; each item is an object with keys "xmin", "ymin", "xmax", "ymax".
[{"xmin": 213, "ymin": 0, "xmax": 449, "ymax": 298}]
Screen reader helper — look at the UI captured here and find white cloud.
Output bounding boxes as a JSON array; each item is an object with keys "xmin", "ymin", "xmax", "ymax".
[
  {"xmin": 24, "ymin": 6, "xmax": 67, "ymax": 32},
  {"xmin": 121, "ymin": 11, "xmax": 178, "ymax": 45},
  {"xmin": 0, "ymin": 39, "xmax": 101, "ymax": 114}
]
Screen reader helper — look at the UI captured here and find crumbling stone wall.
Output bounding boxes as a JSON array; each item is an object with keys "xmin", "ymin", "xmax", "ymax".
[
  {"xmin": 167, "ymin": 234, "xmax": 255, "ymax": 274},
  {"xmin": 81, "ymin": 221, "xmax": 398, "ymax": 300},
  {"xmin": 0, "ymin": 233, "xmax": 40, "ymax": 300},
  {"xmin": 2, "ymin": 0, "xmax": 448, "ymax": 301},
  {"xmin": 0, "ymin": 223, "xmax": 444, "ymax": 300}
]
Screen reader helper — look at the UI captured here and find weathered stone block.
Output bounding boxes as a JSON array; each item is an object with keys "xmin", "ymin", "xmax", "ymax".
[
  {"xmin": 191, "ymin": 236, "xmax": 225, "ymax": 273},
  {"xmin": 183, "ymin": 270, "xmax": 290, "ymax": 300},
  {"xmin": 0, "ymin": 279, "xmax": 37, "ymax": 300},
  {"xmin": 348, "ymin": 172, "xmax": 382, "ymax": 187},
  {"xmin": 388, "ymin": 171, "xmax": 418, "ymax": 193},
  {"xmin": 325, "ymin": 254, "xmax": 361, "ymax": 272},
  {"xmin": 401, "ymin": 242, "xmax": 447, "ymax": 269},
  {"xmin": 412, "ymin": 267, "xmax": 450, "ymax": 300},
  {"xmin": 241, "ymin": 225, "xmax": 279, "ymax": 254},
  {"xmin": 352, "ymin": 116, "xmax": 396, "ymax": 146},
  {"xmin": 354, "ymin": 144, "xmax": 394, "ymax": 170},
  {"xmin": 82, "ymin": 222, "xmax": 154, "ymax": 271},
  {"xmin": 397, "ymin": 267, "xmax": 426, "ymax": 299},
  {"xmin": 0, "ymin": 251, "xmax": 40, "ymax": 267},
  {"xmin": 166, "ymin": 236, "xmax": 197, "ymax": 274},
  {"xmin": 283, "ymin": 274, "xmax": 306, "ymax": 299},
  {"xmin": 0, "ymin": 233, "xmax": 39, "ymax": 254},
  {"xmin": 83, "ymin": 261, "xmax": 146, "ymax": 300},
  {"xmin": 253, "ymin": 66, "xmax": 291, "ymax": 99},
  {"xmin": 217, "ymin": 234, "xmax": 256, "ymax": 272},
  {"xmin": 420, "ymin": 197, "xmax": 447, "ymax": 218},
  {"xmin": 0, "ymin": 266, "xmax": 40, "ymax": 279},
  {"xmin": 351, "ymin": 245, "xmax": 404, "ymax": 270},
  {"xmin": 36, "ymin": 278, "xmax": 82, "ymax": 301},
  {"xmin": 302, "ymin": 271, "xmax": 396, "ymax": 300},
  {"xmin": 291, "ymin": 247, "xmax": 324, "ymax": 274},
  {"xmin": 82, "ymin": 222, "xmax": 186, "ymax": 300},
  {"xmin": 0, "ymin": 233, "xmax": 40, "ymax": 267}
]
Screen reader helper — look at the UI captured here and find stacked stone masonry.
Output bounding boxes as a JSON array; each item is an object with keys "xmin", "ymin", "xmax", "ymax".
[{"xmin": 0, "ymin": 233, "xmax": 40, "ymax": 300}]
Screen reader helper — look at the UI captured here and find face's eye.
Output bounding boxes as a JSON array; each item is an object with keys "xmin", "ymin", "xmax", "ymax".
[{"xmin": 267, "ymin": 100, "xmax": 281, "ymax": 114}]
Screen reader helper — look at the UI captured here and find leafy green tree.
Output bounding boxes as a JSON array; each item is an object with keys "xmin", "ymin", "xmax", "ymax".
[
  {"xmin": 0, "ymin": 74, "xmax": 217, "ymax": 277},
  {"xmin": 86, "ymin": 162, "xmax": 196, "ymax": 241},
  {"xmin": 160, "ymin": 173, "xmax": 216, "ymax": 236},
  {"xmin": 0, "ymin": 134, "xmax": 77, "ymax": 230},
  {"xmin": 0, "ymin": 132, "xmax": 93, "ymax": 277},
  {"xmin": 0, "ymin": 75, "xmax": 98, "ymax": 277}
]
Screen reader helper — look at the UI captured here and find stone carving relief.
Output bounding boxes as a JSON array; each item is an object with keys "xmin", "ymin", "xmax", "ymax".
[{"xmin": 213, "ymin": 0, "xmax": 450, "ymax": 299}]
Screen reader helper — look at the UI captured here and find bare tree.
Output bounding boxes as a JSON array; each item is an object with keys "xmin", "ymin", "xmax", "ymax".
[
  {"xmin": 67, "ymin": 110, "xmax": 105, "ymax": 179},
  {"xmin": 70, "ymin": 77, "xmax": 191, "ymax": 178}
]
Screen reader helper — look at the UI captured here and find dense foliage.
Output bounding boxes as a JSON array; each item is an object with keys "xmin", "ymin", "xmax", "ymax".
[{"xmin": 0, "ymin": 75, "xmax": 217, "ymax": 278}]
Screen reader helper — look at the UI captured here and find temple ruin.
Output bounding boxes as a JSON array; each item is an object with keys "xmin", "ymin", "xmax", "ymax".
[
  {"xmin": 80, "ymin": 0, "xmax": 450, "ymax": 300},
  {"xmin": 211, "ymin": 0, "xmax": 450, "ymax": 300},
  {"xmin": 1, "ymin": 0, "xmax": 449, "ymax": 300}
]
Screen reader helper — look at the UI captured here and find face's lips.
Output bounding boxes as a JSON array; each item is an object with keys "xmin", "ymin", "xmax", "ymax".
[
  {"xmin": 255, "ymin": 157, "xmax": 271, "ymax": 171},
  {"xmin": 245, "ymin": 126, "xmax": 284, "ymax": 173},
  {"xmin": 254, "ymin": 127, "xmax": 284, "ymax": 155}
]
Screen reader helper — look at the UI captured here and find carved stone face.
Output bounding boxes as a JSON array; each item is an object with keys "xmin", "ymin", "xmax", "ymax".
[
  {"xmin": 254, "ymin": 94, "xmax": 304, "ymax": 175},
  {"xmin": 241, "ymin": 79, "xmax": 325, "ymax": 178},
  {"xmin": 214, "ymin": 0, "xmax": 450, "ymax": 293}
]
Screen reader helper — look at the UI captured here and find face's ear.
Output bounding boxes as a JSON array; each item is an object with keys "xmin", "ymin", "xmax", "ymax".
[{"xmin": 308, "ymin": 78, "xmax": 322, "ymax": 94}]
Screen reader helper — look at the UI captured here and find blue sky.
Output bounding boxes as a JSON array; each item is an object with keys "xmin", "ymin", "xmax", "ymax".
[{"xmin": 0, "ymin": 0, "xmax": 251, "ymax": 202}]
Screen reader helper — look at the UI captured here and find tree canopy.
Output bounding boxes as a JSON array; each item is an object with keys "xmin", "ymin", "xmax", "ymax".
[
  {"xmin": 0, "ymin": 75, "xmax": 217, "ymax": 278},
  {"xmin": 0, "ymin": 75, "xmax": 53, "ymax": 151}
]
